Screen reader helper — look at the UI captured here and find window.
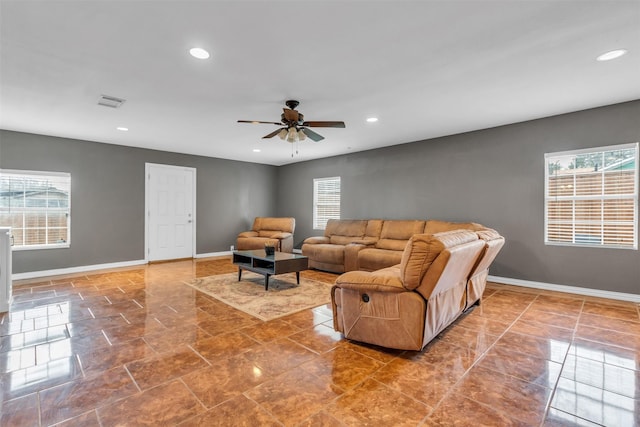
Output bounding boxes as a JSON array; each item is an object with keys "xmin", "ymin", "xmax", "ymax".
[
  {"xmin": 313, "ymin": 176, "xmax": 340, "ymax": 230},
  {"xmin": 544, "ymin": 143, "xmax": 638, "ymax": 249},
  {"xmin": 0, "ymin": 170, "xmax": 71, "ymax": 250}
]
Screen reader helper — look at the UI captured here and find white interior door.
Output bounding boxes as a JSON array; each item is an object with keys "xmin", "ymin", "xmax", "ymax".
[{"xmin": 146, "ymin": 163, "xmax": 196, "ymax": 262}]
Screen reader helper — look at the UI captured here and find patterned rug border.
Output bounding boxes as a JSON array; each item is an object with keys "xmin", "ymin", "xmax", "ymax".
[{"xmin": 183, "ymin": 271, "xmax": 333, "ymax": 321}]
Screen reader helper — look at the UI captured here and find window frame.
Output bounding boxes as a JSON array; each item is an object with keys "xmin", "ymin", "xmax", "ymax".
[
  {"xmin": 313, "ymin": 176, "xmax": 341, "ymax": 230},
  {"xmin": 544, "ymin": 142, "xmax": 638, "ymax": 250},
  {"xmin": 0, "ymin": 169, "xmax": 71, "ymax": 251}
]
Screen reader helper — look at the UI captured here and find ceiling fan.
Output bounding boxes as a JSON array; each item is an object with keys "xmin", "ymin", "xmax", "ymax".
[{"xmin": 238, "ymin": 100, "xmax": 345, "ymax": 142}]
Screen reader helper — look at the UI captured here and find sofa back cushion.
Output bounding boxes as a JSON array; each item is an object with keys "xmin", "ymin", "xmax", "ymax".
[
  {"xmin": 365, "ymin": 219, "xmax": 383, "ymax": 239},
  {"xmin": 400, "ymin": 230, "xmax": 478, "ymax": 291},
  {"xmin": 424, "ymin": 220, "xmax": 484, "ymax": 234},
  {"xmin": 376, "ymin": 220, "xmax": 426, "ymax": 251},
  {"xmin": 253, "ymin": 217, "xmax": 295, "ymax": 233},
  {"xmin": 325, "ymin": 219, "xmax": 367, "ymax": 243}
]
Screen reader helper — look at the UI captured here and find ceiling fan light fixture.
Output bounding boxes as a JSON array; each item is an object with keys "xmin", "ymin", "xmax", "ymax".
[
  {"xmin": 287, "ymin": 127, "xmax": 297, "ymax": 142},
  {"xmin": 278, "ymin": 129, "xmax": 288, "ymax": 140},
  {"xmin": 297, "ymin": 129, "xmax": 306, "ymax": 141}
]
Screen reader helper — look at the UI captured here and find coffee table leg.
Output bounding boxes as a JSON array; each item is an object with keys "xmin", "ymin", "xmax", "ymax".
[
  {"xmin": 238, "ymin": 268, "xmax": 242, "ymax": 281},
  {"xmin": 296, "ymin": 271, "xmax": 300, "ymax": 284},
  {"xmin": 265, "ymin": 274, "xmax": 270, "ymax": 291}
]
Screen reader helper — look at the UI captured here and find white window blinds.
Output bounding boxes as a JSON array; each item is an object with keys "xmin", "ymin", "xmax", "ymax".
[
  {"xmin": 544, "ymin": 143, "xmax": 638, "ymax": 249},
  {"xmin": 0, "ymin": 170, "xmax": 71, "ymax": 249},
  {"xmin": 313, "ymin": 177, "xmax": 340, "ymax": 230}
]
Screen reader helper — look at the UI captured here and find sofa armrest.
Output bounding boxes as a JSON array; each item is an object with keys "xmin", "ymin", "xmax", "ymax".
[
  {"xmin": 269, "ymin": 232, "xmax": 292, "ymax": 240},
  {"xmin": 344, "ymin": 243, "xmax": 370, "ymax": 271},
  {"xmin": 303, "ymin": 236, "xmax": 330, "ymax": 245},
  {"xmin": 238, "ymin": 231, "xmax": 259, "ymax": 238},
  {"xmin": 335, "ymin": 270, "xmax": 405, "ymax": 293},
  {"xmin": 350, "ymin": 237, "xmax": 377, "ymax": 246}
]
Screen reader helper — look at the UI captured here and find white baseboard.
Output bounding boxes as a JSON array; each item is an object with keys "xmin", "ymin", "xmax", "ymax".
[
  {"xmin": 293, "ymin": 248, "xmax": 302, "ymax": 254},
  {"xmin": 488, "ymin": 275, "xmax": 640, "ymax": 303},
  {"xmin": 195, "ymin": 251, "xmax": 233, "ymax": 259},
  {"xmin": 13, "ymin": 259, "xmax": 148, "ymax": 281}
]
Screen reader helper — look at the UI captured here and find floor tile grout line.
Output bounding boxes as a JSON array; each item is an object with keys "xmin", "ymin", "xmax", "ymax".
[{"xmin": 424, "ymin": 293, "xmax": 546, "ymax": 425}]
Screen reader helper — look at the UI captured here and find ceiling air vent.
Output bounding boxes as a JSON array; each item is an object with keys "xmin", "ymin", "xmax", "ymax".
[{"xmin": 97, "ymin": 95, "xmax": 126, "ymax": 108}]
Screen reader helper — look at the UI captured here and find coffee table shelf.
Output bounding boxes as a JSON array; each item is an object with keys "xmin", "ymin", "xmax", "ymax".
[{"xmin": 232, "ymin": 250, "xmax": 308, "ymax": 290}]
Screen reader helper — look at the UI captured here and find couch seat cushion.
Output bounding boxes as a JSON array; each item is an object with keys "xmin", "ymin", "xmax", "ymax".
[
  {"xmin": 302, "ymin": 243, "xmax": 344, "ymax": 265},
  {"xmin": 358, "ymin": 248, "xmax": 403, "ymax": 271}
]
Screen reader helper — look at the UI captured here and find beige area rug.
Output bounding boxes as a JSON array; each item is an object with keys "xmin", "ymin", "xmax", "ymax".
[{"xmin": 184, "ymin": 272, "xmax": 333, "ymax": 321}]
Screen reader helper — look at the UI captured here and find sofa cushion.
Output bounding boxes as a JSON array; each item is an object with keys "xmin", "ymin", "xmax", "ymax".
[
  {"xmin": 376, "ymin": 220, "xmax": 425, "ymax": 250},
  {"xmin": 400, "ymin": 230, "xmax": 478, "ymax": 291},
  {"xmin": 302, "ymin": 243, "xmax": 345, "ymax": 265},
  {"xmin": 254, "ymin": 217, "xmax": 295, "ymax": 233},
  {"xmin": 358, "ymin": 248, "xmax": 403, "ymax": 272},
  {"xmin": 258, "ymin": 230, "xmax": 282, "ymax": 237},
  {"xmin": 325, "ymin": 219, "xmax": 367, "ymax": 238}
]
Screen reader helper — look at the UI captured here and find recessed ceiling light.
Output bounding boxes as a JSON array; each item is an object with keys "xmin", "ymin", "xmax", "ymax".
[
  {"xmin": 366, "ymin": 117, "xmax": 378, "ymax": 123},
  {"xmin": 596, "ymin": 49, "xmax": 627, "ymax": 61},
  {"xmin": 116, "ymin": 127, "xmax": 128, "ymax": 131},
  {"xmin": 189, "ymin": 47, "xmax": 210, "ymax": 59},
  {"xmin": 252, "ymin": 149, "xmax": 261, "ymax": 153}
]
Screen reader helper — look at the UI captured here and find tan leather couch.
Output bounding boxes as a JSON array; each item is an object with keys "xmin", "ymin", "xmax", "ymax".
[
  {"xmin": 236, "ymin": 217, "xmax": 295, "ymax": 253},
  {"xmin": 331, "ymin": 230, "xmax": 486, "ymax": 350}
]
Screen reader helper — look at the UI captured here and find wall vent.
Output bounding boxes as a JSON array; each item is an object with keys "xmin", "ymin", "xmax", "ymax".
[{"xmin": 98, "ymin": 95, "xmax": 126, "ymax": 108}]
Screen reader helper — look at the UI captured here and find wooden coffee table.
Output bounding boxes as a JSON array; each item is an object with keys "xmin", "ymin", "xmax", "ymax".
[{"xmin": 232, "ymin": 250, "xmax": 309, "ymax": 290}]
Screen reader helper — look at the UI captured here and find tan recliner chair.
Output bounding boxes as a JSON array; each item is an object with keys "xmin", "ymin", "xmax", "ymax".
[
  {"xmin": 331, "ymin": 230, "xmax": 485, "ymax": 350},
  {"xmin": 236, "ymin": 217, "xmax": 295, "ymax": 253}
]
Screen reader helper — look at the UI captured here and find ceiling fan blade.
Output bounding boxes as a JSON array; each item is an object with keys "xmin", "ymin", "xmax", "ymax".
[
  {"xmin": 301, "ymin": 127, "xmax": 324, "ymax": 142},
  {"xmin": 262, "ymin": 128, "xmax": 285, "ymax": 139},
  {"xmin": 302, "ymin": 121, "xmax": 346, "ymax": 128},
  {"xmin": 237, "ymin": 120, "xmax": 282, "ymax": 125},
  {"xmin": 282, "ymin": 108, "xmax": 299, "ymax": 122}
]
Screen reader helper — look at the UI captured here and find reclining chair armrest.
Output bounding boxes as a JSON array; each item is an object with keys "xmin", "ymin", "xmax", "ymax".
[
  {"xmin": 237, "ymin": 231, "xmax": 259, "ymax": 238},
  {"xmin": 335, "ymin": 270, "xmax": 406, "ymax": 293},
  {"xmin": 303, "ymin": 236, "xmax": 330, "ymax": 245},
  {"xmin": 269, "ymin": 232, "xmax": 292, "ymax": 239}
]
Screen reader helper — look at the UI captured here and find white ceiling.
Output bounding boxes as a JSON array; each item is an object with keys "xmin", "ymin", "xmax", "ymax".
[{"xmin": 1, "ymin": 1, "xmax": 639, "ymax": 166}]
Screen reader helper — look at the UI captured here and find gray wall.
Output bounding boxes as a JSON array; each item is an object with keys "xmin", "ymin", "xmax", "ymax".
[
  {"xmin": 2, "ymin": 101, "xmax": 639, "ymax": 294},
  {"xmin": 277, "ymin": 100, "xmax": 640, "ymax": 294},
  {"xmin": 0, "ymin": 130, "xmax": 278, "ymax": 274}
]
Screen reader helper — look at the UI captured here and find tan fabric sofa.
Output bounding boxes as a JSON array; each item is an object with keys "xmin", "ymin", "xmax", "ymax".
[
  {"xmin": 302, "ymin": 218, "xmax": 498, "ymax": 275},
  {"xmin": 301, "ymin": 219, "xmax": 382, "ymax": 273},
  {"xmin": 236, "ymin": 217, "xmax": 295, "ymax": 253},
  {"xmin": 356, "ymin": 220, "xmax": 426, "ymax": 271},
  {"xmin": 331, "ymin": 230, "xmax": 486, "ymax": 350}
]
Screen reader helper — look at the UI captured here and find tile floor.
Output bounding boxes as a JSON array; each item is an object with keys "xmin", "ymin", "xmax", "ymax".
[{"xmin": 1, "ymin": 257, "xmax": 639, "ymax": 426}]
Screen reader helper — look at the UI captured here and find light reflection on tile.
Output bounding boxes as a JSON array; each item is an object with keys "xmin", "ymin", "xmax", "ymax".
[
  {"xmin": 561, "ymin": 354, "xmax": 640, "ymax": 399},
  {"xmin": 551, "ymin": 377, "xmax": 639, "ymax": 426}
]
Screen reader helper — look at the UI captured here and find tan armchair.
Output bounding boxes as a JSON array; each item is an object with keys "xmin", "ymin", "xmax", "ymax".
[
  {"xmin": 331, "ymin": 230, "xmax": 485, "ymax": 350},
  {"xmin": 236, "ymin": 217, "xmax": 295, "ymax": 253}
]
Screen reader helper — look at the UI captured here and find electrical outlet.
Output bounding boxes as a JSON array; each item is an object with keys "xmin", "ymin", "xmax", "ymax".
[{"xmin": 230, "ymin": 245, "xmax": 235, "ymax": 251}]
